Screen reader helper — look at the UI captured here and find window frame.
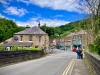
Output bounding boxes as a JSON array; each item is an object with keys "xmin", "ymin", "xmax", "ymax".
[
  {"xmin": 29, "ymin": 35, "xmax": 32, "ymax": 41},
  {"xmin": 38, "ymin": 36, "xmax": 42, "ymax": 42},
  {"xmin": 19, "ymin": 35, "xmax": 23, "ymax": 42}
]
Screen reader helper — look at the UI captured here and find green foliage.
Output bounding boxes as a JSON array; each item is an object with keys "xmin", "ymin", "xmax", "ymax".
[
  {"xmin": 40, "ymin": 26, "xmax": 55, "ymax": 37},
  {"xmin": 0, "ymin": 18, "xmax": 25, "ymax": 42},
  {"xmin": 0, "ymin": 46, "xmax": 5, "ymax": 51},
  {"xmin": 11, "ymin": 46, "xmax": 41, "ymax": 51},
  {"xmin": 17, "ymin": 46, "xmax": 28, "ymax": 50},
  {"xmin": 12, "ymin": 46, "xmax": 18, "ymax": 51},
  {"xmin": 40, "ymin": 20, "xmax": 85, "ymax": 38},
  {"xmin": 88, "ymin": 43, "xmax": 100, "ymax": 55},
  {"xmin": 30, "ymin": 46, "xmax": 41, "ymax": 51},
  {"xmin": 60, "ymin": 31, "xmax": 71, "ymax": 38}
]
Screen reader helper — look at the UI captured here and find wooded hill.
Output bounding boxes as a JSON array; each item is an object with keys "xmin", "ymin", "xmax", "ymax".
[
  {"xmin": 0, "ymin": 18, "xmax": 86, "ymax": 42},
  {"xmin": 41, "ymin": 20, "xmax": 86, "ymax": 38},
  {"xmin": 0, "ymin": 18, "xmax": 25, "ymax": 42}
]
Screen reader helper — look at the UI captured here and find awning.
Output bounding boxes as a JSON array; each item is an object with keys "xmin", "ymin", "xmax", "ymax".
[{"xmin": 4, "ymin": 42, "xmax": 33, "ymax": 47}]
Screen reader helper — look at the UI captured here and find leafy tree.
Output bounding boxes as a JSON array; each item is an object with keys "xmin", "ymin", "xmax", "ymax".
[
  {"xmin": 40, "ymin": 25, "xmax": 55, "ymax": 37},
  {"xmin": 0, "ymin": 18, "xmax": 25, "ymax": 42}
]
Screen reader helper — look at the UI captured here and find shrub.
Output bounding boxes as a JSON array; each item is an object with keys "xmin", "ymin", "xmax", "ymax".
[
  {"xmin": 2, "ymin": 46, "xmax": 41, "ymax": 52},
  {"xmin": 88, "ymin": 43, "xmax": 100, "ymax": 55},
  {"xmin": 18, "ymin": 46, "xmax": 29, "ymax": 50},
  {"xmin": 0, "ymin": 46, "xmax": 5, "ymax": 51},
  {"xmin": 30, "ymin": 46, "xmax": 41, "ymax": 52},
  {"xmin": 12, "ymin": 46, "xmax": 18, "ymax": 51}
]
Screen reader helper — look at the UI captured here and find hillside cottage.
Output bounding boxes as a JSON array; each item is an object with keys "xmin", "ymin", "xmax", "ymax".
[{"xmin": 4, "ymin": 22, "xmax": 50, "ymax": 53}]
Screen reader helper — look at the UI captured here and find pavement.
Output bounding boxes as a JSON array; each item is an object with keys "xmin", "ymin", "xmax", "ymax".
[
  {"xmin": 50, "ymin": 49, "xmax": 90, "ymax": 75},
  {"xmin": 70, "ymin": 58, "xmax": 90, "ymax": 75}
]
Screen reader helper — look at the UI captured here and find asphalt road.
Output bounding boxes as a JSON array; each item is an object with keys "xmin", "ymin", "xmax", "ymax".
[{"xmin": 0, "ymin": 49, "xmax": 76, "ymax": 75}]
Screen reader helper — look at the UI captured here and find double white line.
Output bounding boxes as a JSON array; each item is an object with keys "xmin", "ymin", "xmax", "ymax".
[{"xmin": 62, "ymin": 59, "xmax": 75, "ymax": 75}]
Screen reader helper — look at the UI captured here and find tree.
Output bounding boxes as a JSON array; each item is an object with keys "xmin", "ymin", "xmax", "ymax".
[
  {"xmin": 79, "ymin": 0, "xmax": 100, "ymax": 43},
  {"xmin": 0, "ymin": 18, "xmax": 25, "ymax": 42},
  {"xmin": 79, "ymin": 0, "xmax": 100, "ymax": 55},
  {"xmin": 40, "ymin": 25, "xmax": 55, "ymax": 38}
]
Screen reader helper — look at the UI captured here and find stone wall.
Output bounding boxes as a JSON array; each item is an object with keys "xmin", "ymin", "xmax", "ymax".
[
  {"xmin": 85, "ymin": 52, "xmax": 100, "ymax": 75},
  {"xmin": 0, "ymin": 50, "xmax": 44, "ymax": 67}
]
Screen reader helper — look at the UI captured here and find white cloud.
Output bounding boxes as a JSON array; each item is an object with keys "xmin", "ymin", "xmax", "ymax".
[
  {"xmin": 15, "ymin": 17, "xmax": 70, "ymax": 27},
  {"xmin": 17, "ymin": 0, "xmax": 82, "ymax": 13},
  {"xmin": 17, "ymin": 0, "xmax": 29, "ymax": 4},
  {"xmin": 0, "ymin": 13, "xmax": 5, "ymax": 18},
  {"xmin": 4, "ymin": 6, "xmax": 28, "ymax": 17},
  {"xmin": 0, "ymin": 0, "xmax": 9, "ymax": 4}
]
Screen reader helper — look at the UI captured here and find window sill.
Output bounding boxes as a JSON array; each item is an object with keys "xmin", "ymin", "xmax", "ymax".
[
  {"xmin": 19, "ymin": 41, "xmax": 23, "ymax": 42},
  {"xmin": 29, "ymin": 41, "xmax": 33, "ymax": 42}
]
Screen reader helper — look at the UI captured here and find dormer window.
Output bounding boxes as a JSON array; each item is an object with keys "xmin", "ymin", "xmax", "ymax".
[{"xmin": 29, "ymin": 36, "xmax": 32, "ymax": 41}]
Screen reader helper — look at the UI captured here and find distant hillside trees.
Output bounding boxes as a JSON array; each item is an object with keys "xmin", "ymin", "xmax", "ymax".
[
  {"xmin": 0, "ymin": 18, "xmax": 25, "ymax": 42},
  {"xmin": 40, "ymin": 25, "xmax": 55, "ymax": 38},
  {"xmin": 40, "ymin": 20, "xmax": 85, "ymax": 38},
  {"xmin": 79, "ymin": 0, "xmax": 100, "ymax": 55}
]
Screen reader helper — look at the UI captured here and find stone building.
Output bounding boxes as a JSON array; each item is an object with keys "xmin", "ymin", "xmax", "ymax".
[
  {"xmin": 5, "ymin": 22, "xmax": 50, "ymax": 53},
  {"xmin": 64, "ymin": 30, "xmax": 92, "ymax": 50}
]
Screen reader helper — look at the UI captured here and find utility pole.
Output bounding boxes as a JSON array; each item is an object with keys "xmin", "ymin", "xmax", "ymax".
[{"xmin": 44, "ymin": 23, "xmax": 46, "ymax": 53}]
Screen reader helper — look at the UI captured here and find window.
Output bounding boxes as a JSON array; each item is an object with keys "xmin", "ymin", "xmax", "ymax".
[
  {"xmin": 38, "ymin": 36, "xmax": 42, "ymax": 42},
  {"xmin": 29, "ymin": 36, "xmax": 32, "ymax": 41},
  {"xmin": 20, "ymin": 36, "xmax": 23, "ymax": 41}
]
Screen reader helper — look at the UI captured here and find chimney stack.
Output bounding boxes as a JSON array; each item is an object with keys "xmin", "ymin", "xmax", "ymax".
[
  {"xmin": 26, "ymin": 25, "xmax": 30, "ymax": 29},
  {"xmin": 38, "ymin": 22, "xmax": 40, "ymax": 28}
]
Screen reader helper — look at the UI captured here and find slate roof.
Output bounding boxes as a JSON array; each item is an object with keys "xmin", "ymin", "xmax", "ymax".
[
  {"xmin": 4, "ymin": 42, "xmax": 33, "ymax": 47},
  {"xmin": 14, "ymin": 26, "xmax": 47, "ymax": 35},
  {"xmin": 66, "ymin": 30, "xmax": 86, "ymax": 37}
]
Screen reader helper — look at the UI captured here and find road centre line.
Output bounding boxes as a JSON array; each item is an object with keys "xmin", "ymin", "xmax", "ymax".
[{"xmin": 62, "ymin": 59, "xmax": 75, "ymax": 75}]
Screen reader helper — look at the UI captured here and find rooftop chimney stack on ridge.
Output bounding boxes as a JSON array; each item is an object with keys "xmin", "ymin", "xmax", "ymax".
[
  {"xmin": 38, "ymin": 22, "xmax": 40, "ymax": 28},
  {"xmin": 26, "ymin": 25, "xmax": 30, "ymax": 29}
]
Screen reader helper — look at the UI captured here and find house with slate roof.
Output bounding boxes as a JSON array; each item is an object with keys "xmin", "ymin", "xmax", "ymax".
[
  {"xmin": 4, "ymin": 22, "xmax": 50, "ymax": 53},
  {"xmin": 64, "ymin": 30, "xmax": 92, "ymax": 50}
]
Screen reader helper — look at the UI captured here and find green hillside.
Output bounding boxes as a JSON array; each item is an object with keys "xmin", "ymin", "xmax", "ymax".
[
  {"xmin": 0, "ymin": 18, "xmax": 86, "ymax": 42},
  {"xmin": 0, "ymin": 18, "xmax": 25, "ymax": 42},
  {"xmin": 54, "ymin": 20, "xmax": 86, "ymax": 38}
]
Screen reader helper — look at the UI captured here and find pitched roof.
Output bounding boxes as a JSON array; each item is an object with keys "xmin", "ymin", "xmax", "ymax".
[
  {"xmin": 66, "ymin": 30, "xmax": 86, "ymax": 37},
  {"xmin": 76, "ymin": 30, "xmax": 86, "ymax": 35},
  {"xmin": 14, "ymin": 26, "xmax": 47, "ymax": 35},
  {"xmin": 4, "ymin": 42, "xmax": 33, "ymax": 47},
  {"xmin": 5, "ymin": 38, "xmax": 12, "ymax": 42}
]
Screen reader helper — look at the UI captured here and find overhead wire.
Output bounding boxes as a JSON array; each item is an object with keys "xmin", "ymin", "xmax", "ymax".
[{"xmin": 53, "ymin": 0, "xmax": 78, "ymax": 19}]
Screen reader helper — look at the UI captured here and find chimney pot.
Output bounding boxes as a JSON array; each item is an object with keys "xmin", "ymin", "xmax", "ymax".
[
  {"xmin": 26, "ymin": 25, "xmax": 30, "ymax": 29},
  {"xmin": 38, "ymin": 22, "xmax": 40, "ymax": 28}
]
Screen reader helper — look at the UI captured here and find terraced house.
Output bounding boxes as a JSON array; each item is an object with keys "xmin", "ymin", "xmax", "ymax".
[
  {"xmin": 5, "ymin": 22, "xmax": 50, "ymax": 53},
  {"xmin": 64, "ymin": 30, "xmax": 92, "ymax": 50}
]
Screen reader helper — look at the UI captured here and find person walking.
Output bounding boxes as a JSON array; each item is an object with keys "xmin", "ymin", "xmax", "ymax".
[
  {"xmin": 80, "ymin": 48, "xmax": 83, "ymax": 59},
  {"xmin": 76, "ymin": 47, "xmax": 82, "ymax": 59}
]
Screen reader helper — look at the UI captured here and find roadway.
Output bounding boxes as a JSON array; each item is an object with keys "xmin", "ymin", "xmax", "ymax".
[{"xmin": 0, "ymin": 49, "xmax": 76, "ymax": 75}]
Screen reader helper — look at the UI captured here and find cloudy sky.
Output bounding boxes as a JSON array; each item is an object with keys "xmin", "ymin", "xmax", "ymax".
[{"xmin": 0, "ymin": 0, "xmax": 86, "ymax": 27}]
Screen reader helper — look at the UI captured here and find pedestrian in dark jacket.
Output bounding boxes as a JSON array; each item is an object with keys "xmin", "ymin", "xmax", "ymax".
[
  {"xmin": 80, "ymin": 49, "xmax": 83, "ymax": 59},
  {"xmin": 76, "ymin": 48, "xmax": 82, "ymax": 59}
]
